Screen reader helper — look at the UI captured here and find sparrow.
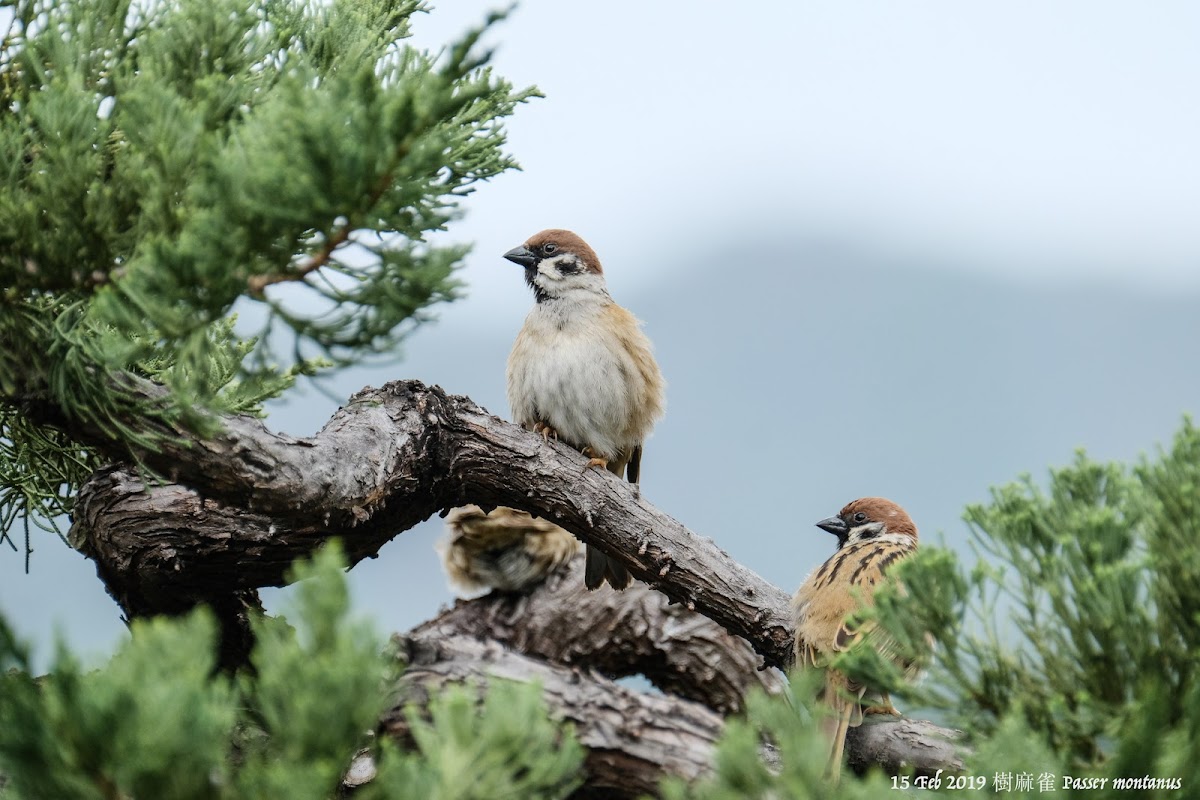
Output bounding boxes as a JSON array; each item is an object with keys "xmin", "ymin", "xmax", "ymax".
[
  {"xmin": 791, "ymin": 497, "xmax": 921, "ymax": 783},
  {"xmin": 503, "ymin": 229, "xmax": 665, "ymax": 590},
  {"xmin": 438, "ymin": 505, "xmax": 580, "ymax": 596}
]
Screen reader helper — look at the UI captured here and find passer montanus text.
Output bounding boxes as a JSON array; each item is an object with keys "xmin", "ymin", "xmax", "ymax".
[
  {"xmin": 791, "ymin": 497, "xmax": 921, "ymax": 783},
  {"xmin": 439, "ymin": 505, "xmax": 581, "ymax": 596},
  {"xmin": 504, "ymin": 229, "xmax": 665, "ymax": 590}
]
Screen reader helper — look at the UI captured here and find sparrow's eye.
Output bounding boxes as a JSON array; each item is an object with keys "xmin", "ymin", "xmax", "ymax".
[
  {"xmin": 852, "ymin": 512, "xmax": 867, "ymax": 524},
  {"xmin": 542, "ymin": 242, "xmax": 558, "ymax": 255}
]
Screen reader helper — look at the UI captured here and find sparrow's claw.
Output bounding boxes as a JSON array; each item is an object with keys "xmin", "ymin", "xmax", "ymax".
[
  {"xmin": 580, "ymin": 447, "xmax": 608, "ymax": 472},
  {"xmin": 532, "ymin": 421, "xmax": 559, "ymax": 442},
  {"xmin": 862, "ymin": 703, "xmax": 902, "ymax": 718}
]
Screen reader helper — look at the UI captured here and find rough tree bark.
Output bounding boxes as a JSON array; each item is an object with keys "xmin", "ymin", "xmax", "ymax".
[
  {"xmin": 410, "ymin": 553, "xmax": 786, "ymax": 714},
  {"xmin": 384, "ymin": 638, "xmax": 963, "ymax": 797},
  {"xmin": 55, "ymin": 378, "xmax": 966, "ymax": 789},
  {"xmin": 381, "ymin": 557, "xmax": 965, "ymax": 796},
  {"xmin": 66, "ymin": 379, "xmax": 794, "ymax": 667},
  {"xmin": 388, "ymin": 634, "xmax": 724, "ymax": 799}
]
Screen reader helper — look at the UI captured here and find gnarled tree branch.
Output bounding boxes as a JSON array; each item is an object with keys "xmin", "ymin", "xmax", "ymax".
[
  {"xmin": 389, "ymin": 633, "xmax": 724, "ymax": 799},
  {"xmin": 383, "ymin": 630, "xmax": 964, "ymax": 797},
  {"xmin": 412, "ymin": 554, "xmax": 785, "ymax": 715},
  {"xmin": 58, "ymin": 378, "xmax": 968, "ymax": 785},
  {"xmin": 67, "ymin": 379, "xmax": 793, "ymax": 667}
]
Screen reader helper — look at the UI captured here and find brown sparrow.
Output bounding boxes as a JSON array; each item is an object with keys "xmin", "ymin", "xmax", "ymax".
[
  {"xmin": 503, "ymin": 229, "xmax": 666, "ymax": 590},
  {"xmin": 439, "ymin": 505, "xmax": 580, "ymax": 596},
  {"xmin": 791, "ymin": 497, "xmax": 920, "ymax": 783}
]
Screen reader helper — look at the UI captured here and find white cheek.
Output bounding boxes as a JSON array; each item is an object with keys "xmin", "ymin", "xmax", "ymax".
[
  {"xmin": 535, "ymin": 254, "xmax": 580, "ymax": 284},
  {"xmin": 846, "ymin": 522, "xmax": 886, "ymax": 545},
  {"xmin": 543, "ymin": 272, "xmax": 608, "ymax": 299}
]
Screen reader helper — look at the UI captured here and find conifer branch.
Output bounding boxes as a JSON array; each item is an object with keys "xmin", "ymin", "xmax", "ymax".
[
  {"xmin": 247, "ymin": 226, "xmax": 352, "ymax": 295},
  {"xmin": 246, "ymin": 150, "xmax": 401, "ymax": 296},
  {"xmin": 411, "ymin": 553, "xmax": 788, "ymax": 715},
  {"xmin": 389, "ymin": 633, "xmax": 724, "ymax": 798},
  {"xmin": 60, "ymin": 377, "xmax": 968, "ymax": 781},
  {"xmin": 65, "ymin": 378, "xmax": 795, "ymax": 668},
  {"xmin": 387, "ymin": 633, "xmax": 964, "ymax": 796}
]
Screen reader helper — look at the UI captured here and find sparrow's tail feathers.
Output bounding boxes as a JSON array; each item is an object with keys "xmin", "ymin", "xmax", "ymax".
[
  {"xmin": 822, "ymin": 703, "xmax": 853, "ymax": 784},
  {"xmin": 584, "ymin": 545, "xmax": 631, "ymax": 590},
  {"xmin": 820, "ymin": 674, "xmax": 856, "ymax": 785},
  {"xmin": 626, "ymin": 445, "xmax": 643, "ymax": 484}
]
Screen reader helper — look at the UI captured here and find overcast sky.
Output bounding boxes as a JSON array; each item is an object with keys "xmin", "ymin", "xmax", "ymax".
[
  {"xmin": 4, "ymin": 1, "xmax": 1199, "ymax": 666},
  {"xmin": 417, "ymin": 0, "xmax": 1200, "ymax": 301}
]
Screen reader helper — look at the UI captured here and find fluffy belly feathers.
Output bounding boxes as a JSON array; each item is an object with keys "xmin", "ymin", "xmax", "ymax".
[{"xmin": 507, "ymin": 309, "xmax": 651, "ymax": 459}]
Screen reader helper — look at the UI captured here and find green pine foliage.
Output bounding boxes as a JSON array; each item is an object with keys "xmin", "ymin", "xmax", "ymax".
[
  {"xmin": 660, "ymin": 673, "xmax": 896, "ymax": 800},
  {"xmin": 367, "ymin": 683, "xmax": 584, "ymax": 800},
  {"xmin": 0, "ymin": 543, "xmax": 583, "ymax": 799},
  {"xmin": 923, "ymin": 420, "xmax": 1200, "ymax": 775},
  {"xmin": 670, "ymin": 420, "xmax": 1200, "ymax": 798},
  {"xmin": 0, "ymin": 0, "xmax": 537, "ymax": 546}
]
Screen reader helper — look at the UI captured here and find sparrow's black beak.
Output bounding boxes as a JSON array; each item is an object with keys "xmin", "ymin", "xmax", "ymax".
[
  {"xmin": 503, "ymin": 245, "xmax": 538, "ymax": 269},
  {"xmin": 816, "ymin": 516, "xmax": 848, "ymax": 537}
]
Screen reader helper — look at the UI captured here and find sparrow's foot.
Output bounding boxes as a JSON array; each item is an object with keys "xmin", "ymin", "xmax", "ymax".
[
  {"xmin": 532, "ymin": 421, "xmax": 559, "ymax": 442},
  {"xmin": 580, "ymin": 447, "xmax": 608, "ymax": 471},
  {"xmin": 862, "ymin": 703, "xmax": 902, "ymax": 717}
]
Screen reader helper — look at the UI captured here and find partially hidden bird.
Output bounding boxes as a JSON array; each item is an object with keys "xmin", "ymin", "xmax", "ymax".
[
  {"xmin": 439, "ymin": 505, "xmax": 581, "ymax": 596},
  {"xmin": 503, "ymin": 229, "xmax": 665, "ymax": 590},
  {"xmin": 791, "ymin": 497, "xmax": 922, "ymax": 783}
]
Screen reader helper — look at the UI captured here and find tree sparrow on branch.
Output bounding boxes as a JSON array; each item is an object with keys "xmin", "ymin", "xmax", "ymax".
[
  {"xmin": 503, "ymin": 229, "xmax": 666, "ymax": 590},
  {"xmin": 439, "ymin": 505, "xmax": 580, "ymax": 596},
  {"xmin": 791, "ymin": 497, "xmax": 921, "ymax": 783}
]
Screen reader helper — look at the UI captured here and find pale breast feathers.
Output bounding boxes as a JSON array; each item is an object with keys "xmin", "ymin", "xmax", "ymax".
[{"xmin": 507, "ymin": 302, "xmax": 664, "ymax": 458}]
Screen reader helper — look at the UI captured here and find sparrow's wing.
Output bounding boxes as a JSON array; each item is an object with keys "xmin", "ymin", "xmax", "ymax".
[
  {"xmin": 626, "ymin": 444, "xmax": 643, "ymax": 484},
  {"xmin": 830, "ymin": 540, "xmax": 916, "ymax": 672}
]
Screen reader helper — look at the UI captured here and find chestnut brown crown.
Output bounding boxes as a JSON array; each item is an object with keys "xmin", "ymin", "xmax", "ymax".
[
  {"xmin": 522, "ymin": 229, "xmax": 603, "ymax": 274},
  {"xmin": 814, "ymin": 497, "xmax": 919, "ymax": 546},
  {"xmin": 838, "ymin": 497, "xmax": 918, "ymax": 538}
]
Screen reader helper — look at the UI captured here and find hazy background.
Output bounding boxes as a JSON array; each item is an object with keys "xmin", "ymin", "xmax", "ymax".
[{"xmin": 3, "ymin": 1, "xmax": 1199, "ymax": 666}]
